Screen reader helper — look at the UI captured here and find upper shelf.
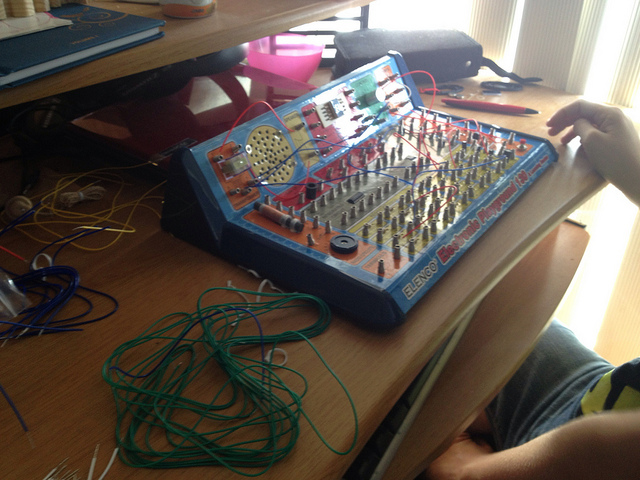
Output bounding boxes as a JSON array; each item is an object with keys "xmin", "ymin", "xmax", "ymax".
[{"xmin": 0, "ymin": 0, "xmax": 372, "ymax": 110}]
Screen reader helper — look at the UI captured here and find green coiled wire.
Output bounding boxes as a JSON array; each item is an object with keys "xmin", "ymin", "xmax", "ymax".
[{"xmin": 102, "ymin": 287, "xmax": 358, "ymax": 476}]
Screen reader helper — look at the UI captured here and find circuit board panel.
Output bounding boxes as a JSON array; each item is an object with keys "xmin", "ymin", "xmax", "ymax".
[{"xmin": 161, "ymin": 53, "xmax": 556, "ymax": 329}]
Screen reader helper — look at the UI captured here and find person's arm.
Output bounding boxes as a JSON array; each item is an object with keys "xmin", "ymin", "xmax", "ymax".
[
  {"xmin": 425, "ymin": 409, "xmax": 640, "ymax": 480},
  {"xmin": 546, "ymin": 99, "xmax": 640, "ymax": 206}
]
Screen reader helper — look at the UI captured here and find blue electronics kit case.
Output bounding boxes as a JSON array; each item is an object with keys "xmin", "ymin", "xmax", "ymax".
[{"xmin": 161, "ymin": 52, "xmax": 556, "ymax": 329}]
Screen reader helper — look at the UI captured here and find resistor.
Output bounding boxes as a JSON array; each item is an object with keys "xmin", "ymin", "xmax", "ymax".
[{"xmin": 254, "ymin": 201, "xmax": 304, "ymax": 233}]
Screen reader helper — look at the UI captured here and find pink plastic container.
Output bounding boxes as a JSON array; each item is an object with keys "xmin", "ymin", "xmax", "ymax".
[{"xmin": 247, "ymin": 34, "xmax": 324, "ymax": 83}]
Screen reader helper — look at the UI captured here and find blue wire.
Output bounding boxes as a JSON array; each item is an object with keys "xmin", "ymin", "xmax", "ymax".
[{"xmin": 0, "ymin": 381, "xmax": 28, "ymax": 433}]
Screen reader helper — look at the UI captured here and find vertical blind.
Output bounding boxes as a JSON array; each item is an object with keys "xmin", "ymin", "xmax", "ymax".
[{"xmin": 368, "ymin": 0, "xmax": 640, "ymax": 108}]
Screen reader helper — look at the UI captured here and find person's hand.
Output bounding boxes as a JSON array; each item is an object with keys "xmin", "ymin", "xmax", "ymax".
[
  {"xmin": 546, "ymin": 99, "xmax": 640, "ymax": 205},
  {"xmin": 424, "ymin": 432, "xmax": 494, "ymax": 480}
]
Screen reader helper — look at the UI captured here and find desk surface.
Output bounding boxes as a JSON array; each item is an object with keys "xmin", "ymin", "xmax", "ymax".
[
  {"xmin": 0, "ymin": 72, "xmax": 604, "ymax": 479},
  {"xmin": 0, "ymin": 0, "xmax": 372, "ymax": 110}
]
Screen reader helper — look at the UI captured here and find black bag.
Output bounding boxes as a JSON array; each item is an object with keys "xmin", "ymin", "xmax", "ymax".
[{"xmin": 333, "ymin": 29, "xmax": 540, "ymax": 84}]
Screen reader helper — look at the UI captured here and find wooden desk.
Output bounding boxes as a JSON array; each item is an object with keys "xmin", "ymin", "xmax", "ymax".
[
  {"xmin": 382, "ymin": 221, "xmax": 590, "ymax": 480},
  {"xmin": 0, "ymin": 72, "xmax": 604, "ymax": 479},
  {"xmin": 0, "ymin": 0, "xmax": 372, "ymax": 110}
]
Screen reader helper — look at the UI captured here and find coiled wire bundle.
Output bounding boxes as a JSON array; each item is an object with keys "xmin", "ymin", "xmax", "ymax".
[{"xmin": 102, "ymin": 287, "xmax": 358, "ymax": 476}]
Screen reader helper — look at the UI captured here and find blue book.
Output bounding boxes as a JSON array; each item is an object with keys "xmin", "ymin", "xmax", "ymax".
[{"xmin": 0, "ymin": 3, "xmax": 165, "ymax": 88}]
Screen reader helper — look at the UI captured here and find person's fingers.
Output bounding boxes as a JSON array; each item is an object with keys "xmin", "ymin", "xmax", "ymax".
[
  {"xmin": 546, "ymin": 100, "xmax": 587, "ymax": 133},
  {"xmin": 547, "ymin": 99, "xmax": 610, "ymax": 137},
  {"xmin": 572, "ymin": 117, "xmax": 601, "ymax": 142},
  {"xmin": 558, "ymin": 126, "xmax": 578, "ymax": 145}
]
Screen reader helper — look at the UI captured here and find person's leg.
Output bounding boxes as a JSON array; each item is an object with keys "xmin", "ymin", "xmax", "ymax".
[{"xmin": 485, "ymin": 319, "xmax": 613, "ymax": 450}]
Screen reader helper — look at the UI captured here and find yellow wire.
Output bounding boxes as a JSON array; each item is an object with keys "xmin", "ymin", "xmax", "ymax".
[{"xmin": 6, "ymin": 164, "xmax": 166, "ymax": 252}]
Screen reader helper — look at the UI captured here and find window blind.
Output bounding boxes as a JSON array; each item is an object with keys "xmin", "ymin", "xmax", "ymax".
[{"xmin": 367, "ymin": 0, "xmax": 640, "ymax": 108}]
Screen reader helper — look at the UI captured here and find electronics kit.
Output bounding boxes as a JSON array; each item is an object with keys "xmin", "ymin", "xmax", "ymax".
[
  {"xmin": 0, "ymin": 34, "xmax": 560, "ymax": 479},
  {"xmin": 161, "ymin": 52, "xmax": 557, "ymax": 329}
]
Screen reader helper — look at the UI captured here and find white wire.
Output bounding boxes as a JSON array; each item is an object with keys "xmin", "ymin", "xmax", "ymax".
[
  {"xmin": 96, "ymin": 448, "xmax": 119, "ymax": 480},
  {"xmin": 87, "ymin": 444, "xmax": 99, "ymax": 480}
]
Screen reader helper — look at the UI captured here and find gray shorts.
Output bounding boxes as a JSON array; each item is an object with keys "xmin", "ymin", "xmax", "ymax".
[{"xmin": 485, "ymin": 319, "xmax": 613, "ymax": 450}]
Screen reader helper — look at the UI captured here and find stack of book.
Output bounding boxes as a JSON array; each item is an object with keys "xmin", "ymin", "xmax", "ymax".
[
  {"xmin": 0, "ymin": 0, "xmax": 78, "ymax": 19},
  {"xmin": 0, "ymin": 2, "xmax": 165, "ymax": 88}
]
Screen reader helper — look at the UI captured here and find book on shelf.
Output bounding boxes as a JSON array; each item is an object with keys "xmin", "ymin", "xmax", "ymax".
[{"xmin": 0, "ymin": 2, "xmax": 165, "ymax": 89}]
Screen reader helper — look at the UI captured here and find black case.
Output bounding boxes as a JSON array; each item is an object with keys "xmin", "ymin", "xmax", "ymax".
[{"xmin": 333, "ymin": 29, "xmax": 482, "ymax": 83}]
